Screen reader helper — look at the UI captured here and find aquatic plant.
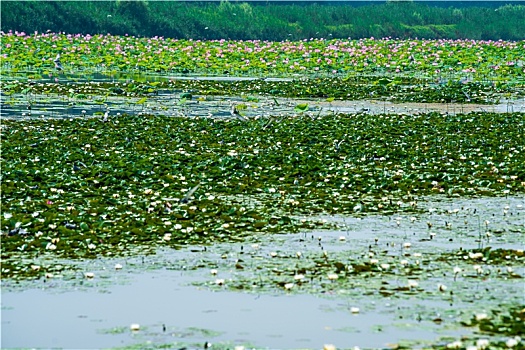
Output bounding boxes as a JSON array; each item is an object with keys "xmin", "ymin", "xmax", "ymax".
[
  {"xmin": 2, "ymin": 111, "xmax": 524, "ymax": 279},
  {"xmin": 1, "ymin": 32, "xmax": 524, "ymax": 81}
]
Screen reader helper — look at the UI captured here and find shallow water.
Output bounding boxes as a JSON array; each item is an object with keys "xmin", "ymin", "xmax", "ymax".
[
  {"xmin": 315, "ymin": 98, "xmax": 525, "ymax": 115},
  {"xmin": 2, "ymin": 195, "xmax": 523, "ymax": 349},
  {"xmin": 2, "ymin": 89, "xmax": 525, "ymax": 121},
  {"xmin": 1, "ymin": 70, "xmax": 314, "ymax": 84},
  {"xmin": 2, "ymin": 269, "xmax": 471, "ymax": 349}
]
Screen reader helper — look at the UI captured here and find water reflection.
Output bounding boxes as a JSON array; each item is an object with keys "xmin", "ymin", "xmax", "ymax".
[
  {"xmin": 3, "ymin": 195, "xmax": 523, "ymax": 349},
  {"xmin": 2, "ymin": 268, "xmax": 469, "ymax": 349},
  {"xmin": 2, "ymin": 90, "xmax": 524, "ymax": 121}
]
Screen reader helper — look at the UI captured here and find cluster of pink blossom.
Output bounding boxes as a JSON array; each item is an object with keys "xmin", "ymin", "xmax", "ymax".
[{"xmin": 1, "ymin": 30, "xmax": 523, "ymax": 77}]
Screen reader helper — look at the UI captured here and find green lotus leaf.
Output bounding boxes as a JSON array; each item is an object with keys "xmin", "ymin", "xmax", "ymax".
[
  {"xmin": 294, "ymin": 103, "xmax": 309, "ymax": 111},
  {"xmin": 253, "ymin": 221, "xmax": 267, "ymax": 229}
]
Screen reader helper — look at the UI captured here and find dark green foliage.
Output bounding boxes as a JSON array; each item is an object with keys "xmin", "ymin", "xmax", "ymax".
[
  {"xmin": 2, "ymin": 111, "xmax": 524, "ymax": 275},
  {"xmin": 462, "ymin": 306, "xmax": 525, "ymax": 337},
  {"xmin": 1, "ymin": 1, "xmax": 524, "ymax": 40}
]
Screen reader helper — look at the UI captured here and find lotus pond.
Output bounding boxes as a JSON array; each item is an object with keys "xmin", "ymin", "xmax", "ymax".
[
  {"xmin": 1, "ymin": 33, "xmax": 525, "ymax": 349},
  {"xmin": 2, "ymin": 32, "xmax": 525, "ymax": 110}
]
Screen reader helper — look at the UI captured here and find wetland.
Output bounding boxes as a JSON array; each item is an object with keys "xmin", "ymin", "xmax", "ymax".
[{"xmin": 1, "ymin": 32, "xmax": 524, "ymax": 349}]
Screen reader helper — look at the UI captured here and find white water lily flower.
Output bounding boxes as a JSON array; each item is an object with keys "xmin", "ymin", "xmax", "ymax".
[
  {"xmin": 114, "ymin": 263, "xmax": 123, "ymax": 270},
  {"xmin": 45, "ymin": 273, "xmax": 54, "ymax": 278},
  {"xmin": 400, "ymin": 259, "xmax": 409, "ymax": 265},
  {"xmin": 130, "ymin": 323, "xmax": 140, "ymax": 331},
  {"xmin": 270, "ymin": 252, "xmax": 277, "ymax": 257},
  {"xmin": 31, "ymin": 265, "xmax": 41, "ymax": 271},
  {"xmin": 465, "ymin": 346, "xmax": 477, "ymax": 350},
  {"xmin": 370, "ymin": 259, "xmax": 379, "ymax": 264},
  {"xmin": 87, "ymin": 243, "xmax": 96, "ymax": 250},
  {"xmin": 475, "ymin": 313, "xmax": 488, "ymax": 321},
  {"xmin": 453, "ymin": 266, "xmax": 462, "ymax": 274},
  {"xmin": 284, "ymin": 283, "xmax": 294, "ymax": 290},
  {"xmin": 215, "ymin": 279, "xmax": 225, "ymax": 286},
  {"xmin": 163, "ymin": 233, "xmax": 172, "ymax": 241},
  {"xmin": 294, "ymin": 274, "xmax": 305, "ymax": 281},
  {"xmin": 234, "ymin": 346, "xmax": 245, "ymax": 350},
  {"xmin": 438, "ymin": 284, "xmax": 447, "ymax": 292},
  {"xmin": 327, "ymin": 273, "xmax": 338, "ymax": 280},
  {"xmin": 380, "ymin": 263, "xmax": 390, "ymax": 270},
  {"xmin": 296, "ymin": 251, "xmax": 302, "ymax": 258},
  {"xmin": 476, "ymin": 339, "xmax": 489, "ymax": 349},
  {"xmin": 350, "ymin": 307, "xmax": 360, "ymax": 313},
  {"xmin": 84, "ymin": 272, "xmax": 95, "ymax": 279},
  {"xmin": 210, "ymin": 269, "xmax": 218, "ymax": 275},
  {"xmin": 174, "ymin": 224, "xmax": 182, "ymax": 230},
  {"xmin": 323, "ymin": 345, "xmax": 336, "ymax": 350},
  {"xmin": 469, "ymin": 252, "xmax": 484, "ymax": 260},
  {"xmin": 403, "ymin": 242, "xmax": 411, "ymax": 248},
  {"xmin": 408, "ymin": 280, "xmax": 419, "ymax": 288},
  {"xmin": 446, "ymin": 340, "xmax": 462, "ymax": 349},
  {"xmin": 46, "ymin": 243, "xmax": 57, "ymax": 250},
  {"xmin": 506, "ymin": 338, "xmax": 518, "ymax": 348}
]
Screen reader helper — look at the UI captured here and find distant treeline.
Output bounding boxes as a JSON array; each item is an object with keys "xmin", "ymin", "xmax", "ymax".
[{"xmin": 1, "ymin": 1, "xmax": 524, "ymax": 41}]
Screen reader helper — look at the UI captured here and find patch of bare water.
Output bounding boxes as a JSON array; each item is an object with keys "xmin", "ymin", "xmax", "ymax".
[
  {"xmin": 2, "ymin": 89, "xmax": 525, "ymax": 121},
  {"xmin": 2, "ymin": 195, "xmax": 524, "ymax": 349},
  {"xmin": 2, "ymin": 268, "xmax": 470, "ymax": 349},
  {"xmin": 312, "ymin": 98, "xmax": 525, "ymax": 115}
]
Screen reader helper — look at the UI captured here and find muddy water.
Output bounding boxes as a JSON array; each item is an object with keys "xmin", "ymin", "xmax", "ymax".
[{"xmin": 2, "ymin": 195, "xmax": 523, "ymax": 349}]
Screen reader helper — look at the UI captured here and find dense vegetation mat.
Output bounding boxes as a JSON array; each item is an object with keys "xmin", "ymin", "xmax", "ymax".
[{"xmin": 2, "ymin": 112, "xmax": 524, "ymax": 278}]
